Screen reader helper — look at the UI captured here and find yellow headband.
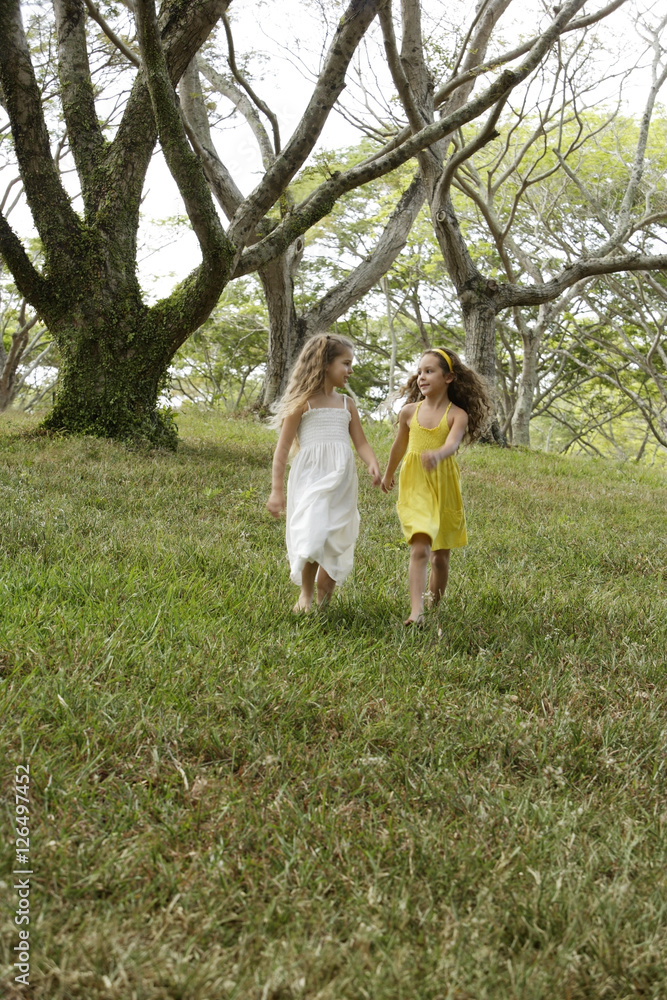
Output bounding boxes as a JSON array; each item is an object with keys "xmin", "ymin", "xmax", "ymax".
[{"xmin": 430, "ymin": 348, "xmax": 453, "ymax": 372}]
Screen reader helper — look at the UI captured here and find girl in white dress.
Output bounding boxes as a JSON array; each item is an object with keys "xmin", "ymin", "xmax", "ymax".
[{"xmin": 267, "ymin": 334, "xmax": 382, "ymax": 612}]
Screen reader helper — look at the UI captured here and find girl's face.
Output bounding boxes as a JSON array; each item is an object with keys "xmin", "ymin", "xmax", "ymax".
[
  {"xmin": 327, "ymin": 350, "xmax": 354, "ymax": 389},
  {"xmin": 417, "ymin": 353, "xmax": 453, "ymax": 397}
]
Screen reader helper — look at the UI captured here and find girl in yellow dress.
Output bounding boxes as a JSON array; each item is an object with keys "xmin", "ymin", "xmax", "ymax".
[{"xmin": 381, "ymin": 348, "xmax": 491, "ymax": 624}]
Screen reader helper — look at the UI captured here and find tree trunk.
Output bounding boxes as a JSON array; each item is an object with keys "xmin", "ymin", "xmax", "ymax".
[
  {"xmin": 0, "ymin": 342, "xmax": 16, "ymax": 413},
  {"xmin": 460, "ymin": 287, "xmax": 505, "ymax": 443},
  {"xmin": 257, "ymin": 241, "xmax": 304, "ymax": 408},
  {"xmin": 0, "ymin": 306, "xmax": 39, "ymax": 413},
  {"xmin": 0, "ymin": 373, "xmax": 13, "ymax": 413},
  {"xmin": 378, "ymin": 0, "xmax": 517, "ymax": 447},
  {"xmin": 382, "ymin": 275, "xmax": 398, "ymax": 393},
  {"xmin": 460, "ymin": 287, "xmax": 497, "ymax": 382},
  {"xmin": 511, "ymin": 325, "xmax": 540, "ymax": 446},
  {"xmin": 255, "ymin": 175, "xmax": 426, "ymax": 407},
  {"xmin": 40, "ymin": 292, "xmax": 178, "ymax": 447}
]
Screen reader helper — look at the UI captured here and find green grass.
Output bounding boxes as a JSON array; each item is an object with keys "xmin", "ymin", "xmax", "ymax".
[{"xmin": 1, "ymin": 408, "xmax": 666, "ymax": 1000}]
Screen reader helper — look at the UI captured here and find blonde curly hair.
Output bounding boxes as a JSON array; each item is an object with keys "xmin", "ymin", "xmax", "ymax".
[
  {"xmin": 271, "ymin": 333, "xmax": 355, "ymax": 430},
  {"xmin": 400, "ymin": 347, "xmax": 492, "ymax": 444}
]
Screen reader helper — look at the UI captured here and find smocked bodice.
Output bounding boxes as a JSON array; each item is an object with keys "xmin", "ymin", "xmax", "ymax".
[
  {"xmin": 298, "ymin": 406, "xmax": 352, "ymax": 449},
  {"xmin": 406, "ymin": 402, "xmax": 452, "ymax": 455}
]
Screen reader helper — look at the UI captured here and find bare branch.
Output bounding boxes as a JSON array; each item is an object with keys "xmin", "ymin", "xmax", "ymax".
[
  {"xmin": 83, "ymin": 0, "xmax": 140, "ymax": 67},
  {"xmin": 302, "ymin": 172, "xmax": 426, "ymax": 333},
  {"xmin": 434, "ymin": 0, "xmax": 630, "ymax": 109},
  {"xmin": 134, "ymin": 0, "xmax": 236, "ymax": 340},
  {"xmin": 179, "ymin": 58, "xmax": 244, "ymax": 219},
  {"xmin": 0, "ymin": 212, "xmax": 48, "ymax": 308},
  {"xmin": 197, "ymin": 55, "xmax": 274, "ymax": 169},
  {"xmin": 235, "ymin": 0, "xmax": 594, "ymax": 275},
  {"xmin": 222, "ymin": 12, "xmax": 280, "ymax": 154},
  {"xmin": 228, "ymin": 0, "xmax": 384, "ymax": 249},
  {"xmin": 101, "ymin": 0, "xmax": 231, "ymax": 243},
  {"xmin": 498, "ymin": 255, "xmax": 667, "ymax": 310},
  {"xmin": 436, "ymin": 95, "xmax": 507, "ymax": 200},
  {"xmin": 378, "ymin": 3, "xmax": 429, "ymax": 134}
]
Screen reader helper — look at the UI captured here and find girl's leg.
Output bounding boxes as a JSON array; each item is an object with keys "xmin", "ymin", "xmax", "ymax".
[
  {"xmin": 429, "ymin": 548, "xmax": 451, "ymax": 606},
  {"xmin": 406, "ymin": 533, "xmax": 431, "ymax": 624},
  {"xmin": 294, "ymin": 561, "xmax": 318, "ymax": 612},
  {"xmin": 316, "ymin": 566, "xmax": 336, "ymax": 607}
]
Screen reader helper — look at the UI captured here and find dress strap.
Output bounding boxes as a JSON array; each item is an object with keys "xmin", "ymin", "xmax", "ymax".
[
  {"xmin": 343, "ymin": 394, "xmax": 348, "ymax": 411},
  {"xmin": 306, "ymin": 400, "xmax": 312, "ymax": 410}
]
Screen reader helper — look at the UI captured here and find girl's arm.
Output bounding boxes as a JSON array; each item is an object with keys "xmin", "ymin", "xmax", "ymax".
[
  {"xmin": 348, "ymin": 400, "xmax": 381, "ymax": 486},
  {"xmin": 421, "ymin": 407, "xmax": 468, "ymax": 470},
  {"xmin": 381, "ymin": 405, "xmax": 413, "ymax": 493},
  {"xmin": 266, "ymin": 408, "xmax": 303, "ymax": 517}
]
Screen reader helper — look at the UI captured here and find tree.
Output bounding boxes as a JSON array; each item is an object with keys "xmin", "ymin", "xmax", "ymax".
[
  {"xmin": 0, "ymin": 287, "xmax": 54, "ymax": 412},
  {"xmin": 1, "ymin": 0, "xmax": 401, "ymax": 442},
  {"xmin": 2, "ymin": 0, "xmax": 646, "ymax": 443},
  {"xmin": 379, "ymin": 0, "xmax": 667, "ymax": 441},
  {"xmin": 553, "ymin": 271, "xmax": 667, "ymax": 453},
  {"xmin": 1, "ymin": 0, "xmax": 239, "ymax": 444}
]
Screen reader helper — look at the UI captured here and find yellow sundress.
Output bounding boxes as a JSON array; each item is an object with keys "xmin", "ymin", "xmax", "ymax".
[{"xmin": 396, "ymin": 401, "xmax": 467, "ymax": 550}]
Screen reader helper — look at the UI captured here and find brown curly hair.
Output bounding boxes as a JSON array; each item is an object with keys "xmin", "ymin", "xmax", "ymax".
[
  {"xmin": 271, "ymin": 333, "xmax": 355, "ymax": 430},
  {"xmin": 400, "ymin": 348, "xmax": 492, "ymax": 443}
]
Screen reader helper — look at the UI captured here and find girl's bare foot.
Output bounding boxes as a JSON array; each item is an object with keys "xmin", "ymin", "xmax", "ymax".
[
  {"xmin": 293, "ymin": 562, "xmax": 317, "ymax": 613},
  {"xmin": 315, "ymin": 567, "xmax": 336, "ymax": 608},
  {"xmin": 404, "ymin": 613, "xmax": 425, "ymax": 627},
  {"xmin": 292, "ymin": 595, "xmax": 312, "ymax": 613}
]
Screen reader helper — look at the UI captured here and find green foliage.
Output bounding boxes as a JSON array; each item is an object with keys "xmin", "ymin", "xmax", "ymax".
[
  {"xmin": 449, "ymin": 108, "xmax": 667, "ymax": 449},
  {"xmin": 456, "ymin": 109, "xmax": 667, "ymax": 271},
  {"xmin": 170, "ymin": 277, "xmax": 268, "ymax": 410},
  {"xmin": 1, "ymin": 411, "xmax": 667, "ymax": 998}
]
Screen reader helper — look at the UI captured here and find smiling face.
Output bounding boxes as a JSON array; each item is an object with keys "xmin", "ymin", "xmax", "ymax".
[
  {"xmin": 326, "ymin": 349, "xmax": 354, "ymax": 389},
  {"xmin": 417, "ymin": 353, "xmax": 453, "ymax": 397}
]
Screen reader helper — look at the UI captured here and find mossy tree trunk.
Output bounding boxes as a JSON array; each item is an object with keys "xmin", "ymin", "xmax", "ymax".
[{"xmin": 40, "ymin": 284, "xmax": 175, "ymax": 445}]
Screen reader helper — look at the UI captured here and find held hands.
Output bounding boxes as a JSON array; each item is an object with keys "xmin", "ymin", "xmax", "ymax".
[
  {"xmin": 266, "ymin": 490, "xmax": 285, "ymax": 518},
  {"xmin": 381, "ymin": 473, "xmax": 395, "ymax": 494},
  {"xmin": 368, "ymin": 461, "xmax": 382, "ymax": 487}
]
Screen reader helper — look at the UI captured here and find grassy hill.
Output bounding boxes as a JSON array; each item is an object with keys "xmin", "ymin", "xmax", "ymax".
[{"xmin": 1, "ymin": 410, "xmax": 666, "ymax": 999}]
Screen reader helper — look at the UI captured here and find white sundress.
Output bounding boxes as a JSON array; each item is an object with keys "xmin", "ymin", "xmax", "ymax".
[{"xmin": 286, "ymin": 397, "xmax": 359, "ymax": 586}]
